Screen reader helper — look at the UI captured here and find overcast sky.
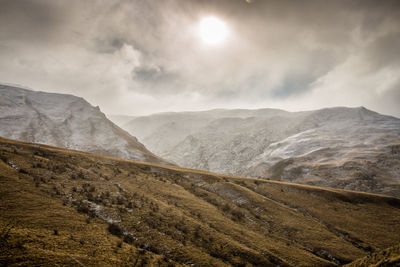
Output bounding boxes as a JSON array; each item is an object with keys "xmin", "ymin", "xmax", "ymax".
[{"xmin": 0, "ymin": 0, "xmax": 399, "ymax": 117}]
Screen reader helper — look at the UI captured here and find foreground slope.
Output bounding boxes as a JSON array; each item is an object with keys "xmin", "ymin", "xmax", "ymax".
[
  {"xmin": 1, "ymin": 137, "xmax": 400, "ymax": 266},
  {"xmin": 345, "ymin": 243, "xmax": 400, "ymax": 267},
  {"xmin": 119, "ymin": 107, "xmax": 400, "ymax": 197},
  {"xmin": 0, "ymin": 84, "xmax": 166, "ymax": 164}
]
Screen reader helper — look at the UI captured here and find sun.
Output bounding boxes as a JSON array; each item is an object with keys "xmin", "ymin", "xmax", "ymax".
[{"xmin": 198, "ymin": 16, "xmax": 228, "ymax": 45}]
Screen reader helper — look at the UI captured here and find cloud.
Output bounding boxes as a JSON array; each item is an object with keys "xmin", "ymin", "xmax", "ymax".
[
  {"xmin": 0, "ymin": 0, "xmax": 63, "ymax": 42},
  {"xmin": 0, "ymin": 0, "xmax": 399, "ymax": 117},
  {"xmin": 298, "ymin": 38, "xmax": 400, "ymax": 116},
  {"xmin": 363, "ymin": 32, "xmax": 400, "ymax": 72}
]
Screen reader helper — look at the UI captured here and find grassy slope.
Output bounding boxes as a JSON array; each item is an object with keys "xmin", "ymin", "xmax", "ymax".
[
  {"xmin": 0, "ymin": 137, "xmax": 399, "ymax": 266},
  {"xmin": 345, "ymin": 243, "xmax": 400, "ymax": 267}
]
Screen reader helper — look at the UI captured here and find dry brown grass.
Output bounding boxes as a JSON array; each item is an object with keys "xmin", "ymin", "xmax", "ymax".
[
  {"xmin": 0, "ymin": 137, "xmax": 399, "ymax": 266},
  {"xmin": 345, "ymin": 243, "xmax": 400, "ymax": 267}
]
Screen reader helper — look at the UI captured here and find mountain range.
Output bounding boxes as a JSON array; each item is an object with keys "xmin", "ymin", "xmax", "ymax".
[
  {"xmin": 2, "ymin": 84, "xmax": 398, "ymax": 197},
  {"xmin": 114, "ymin": 107, "xmax": 400, "ymax": 197},
  {"xmin": 1, "ymin": 84, "xmax": 400, "ymax": 266}
]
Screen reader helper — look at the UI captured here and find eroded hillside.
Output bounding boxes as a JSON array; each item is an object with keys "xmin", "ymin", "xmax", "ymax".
[{"xmin": 1, "ymin": 137, "xmax": 400, "ymax": 266}]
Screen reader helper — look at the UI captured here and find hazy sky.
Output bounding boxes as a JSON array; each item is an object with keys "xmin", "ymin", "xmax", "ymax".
[{"xmin": 0, "ymin": 0, "xmax": 399, "ymax": 117}]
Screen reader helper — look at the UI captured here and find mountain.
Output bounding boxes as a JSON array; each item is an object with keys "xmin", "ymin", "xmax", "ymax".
[
  {"xmin": 119, "ymin": 107, "xmax": 400, "ymax": 197},
  {"xmin": 1, "ymin": 137, "xmax": 400, "ymax": 266},
  {"xmin": 0, "ymin": 84, "xmax": 167, "ymax": 164},
  {"xmin": 119, "ymin": 108, "xmax": 290, "ymax": 159}
]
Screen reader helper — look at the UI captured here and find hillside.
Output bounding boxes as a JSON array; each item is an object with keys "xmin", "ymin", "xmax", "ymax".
[
  {"xmin": 118, "ymin": 107, "xmax": 400, "ymax": 197},
  {"xmin": 1, "ymin": 137, "xmax": 400, "ymax": 266},
  {"xmin": 0, "ymin": 84, "xmax": 167, "ymax": 165},
  {"xmin": 345, "ymin": 243, "xmax": 400, "ymax": 267}
]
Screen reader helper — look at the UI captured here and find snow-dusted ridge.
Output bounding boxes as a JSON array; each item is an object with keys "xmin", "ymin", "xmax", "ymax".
[
  {"xmin": 117, "ymin": 106, "xmax": 400, "ymax": 196},
  {"xmin": 0, "ymin": 84, "xmax": 167, "ymax": 164}
]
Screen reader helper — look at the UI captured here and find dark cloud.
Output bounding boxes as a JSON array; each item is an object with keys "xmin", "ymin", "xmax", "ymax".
[
  {"xmin": 271, "ymin": 73, "xmax": 316, "ymax": 98},
  {"xmin": 93, "ymin": 37, "xmax": 127, "ymax": 54},
  {"xmin": 132, "ymin": 65, "xmax": 177, "ymax": 84},
  {"xmin": 364, "ymin": 32, "xmax": 400, "ymax": 72},
  {"xmin": 0, "ymin": 0, "xmax": 63, "ymax": 42}
]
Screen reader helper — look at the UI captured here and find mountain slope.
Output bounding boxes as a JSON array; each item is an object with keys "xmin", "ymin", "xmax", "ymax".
[
  {"xmin": 0, "ymin": 84, "xmax": 167, "ymax": 164},
  {"xmin": 1, "ymin": 137, "xmax": 400, "ymax": 266},
  {"xmin": 345, "ymin": 243, "xmax": 400, "ymax": 267},
  {"xmin": 120, "ymin": 107, "xmax": 400, "ymax": 196}
]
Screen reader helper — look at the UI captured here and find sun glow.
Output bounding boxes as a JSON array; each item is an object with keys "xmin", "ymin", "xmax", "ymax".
[{"xmin": 198, "ymin": 16, "xmax": 228, "ymax": 45}]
